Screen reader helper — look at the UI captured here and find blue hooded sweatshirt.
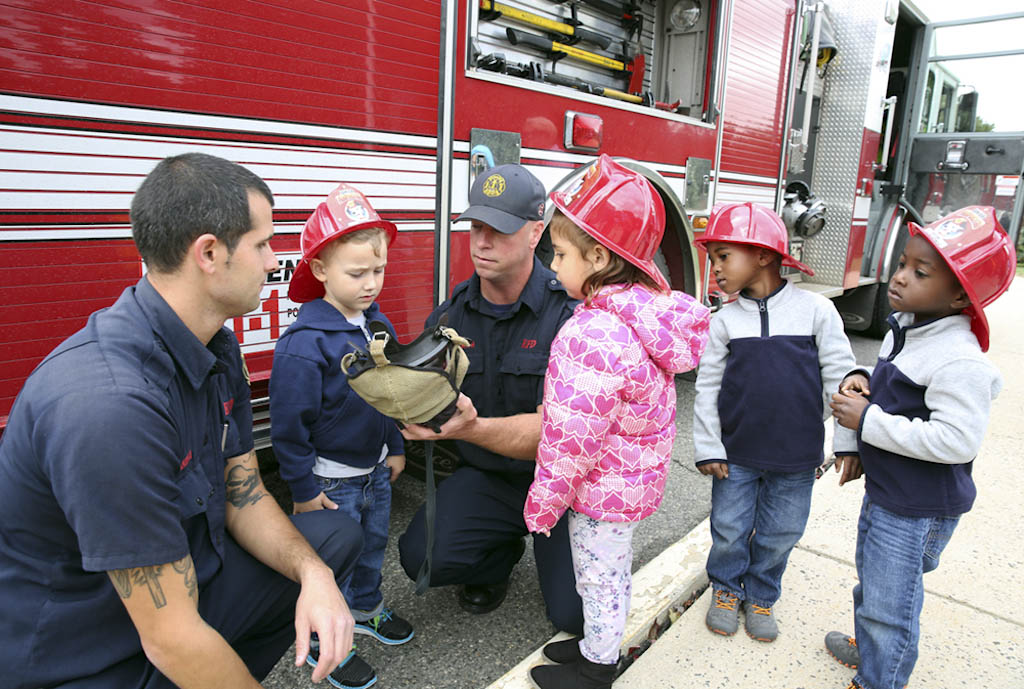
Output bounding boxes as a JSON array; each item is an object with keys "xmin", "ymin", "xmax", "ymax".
[{"xmin": 270, "ymin": 299, "xmax": 404, "ymax": 503}]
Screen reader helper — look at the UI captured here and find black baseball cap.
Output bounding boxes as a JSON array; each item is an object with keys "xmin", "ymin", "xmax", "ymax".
[{"xmin": 456, "ymin": 164, "xmax": 546, "ymax": 234}]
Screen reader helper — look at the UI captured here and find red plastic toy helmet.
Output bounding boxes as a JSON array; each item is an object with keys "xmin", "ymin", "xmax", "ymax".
[
  {"xmin": 289, "ymin": 183, "xmax": 398, "ymax": 303},
  {"xmin": 550, "ymin": 154, "xmax": 670, "ymax": 292},
  {"xmin": 909, "ymin": 205, "xmax": 1016, "ymax": 352},
  {"xmin": 695, "ymin": 202, "xmax": 814, "ymax": 276}
]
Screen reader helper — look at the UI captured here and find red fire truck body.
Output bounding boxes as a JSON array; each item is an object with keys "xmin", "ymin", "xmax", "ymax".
[{"xmin": 2, "ymin": 0, "xmax": 1021, "ymax": 436}]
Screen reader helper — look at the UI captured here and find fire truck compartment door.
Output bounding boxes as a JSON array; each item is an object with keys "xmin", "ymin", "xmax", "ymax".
[{"xmin": 909, "ymin": 136, "xmax": 1024, "ymax": 175}]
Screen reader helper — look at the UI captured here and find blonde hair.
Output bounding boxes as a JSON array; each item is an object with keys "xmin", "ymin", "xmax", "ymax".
[
  {"xmin": 549, "ymin": 210, "xmax": 662, "ymax": 301},
  {"xmin": 319, "ymin": 226, "xmax": 388, "ymax": 261}
]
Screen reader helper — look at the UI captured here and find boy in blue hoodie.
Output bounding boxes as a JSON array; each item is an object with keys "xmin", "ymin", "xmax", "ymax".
[
  {"xmin": 825, "ymin": 206, "xmax": 1015, "ymax": 689},
  {"xmin": 271, "ymin": 184, "xmax": 412, "ymax": 689},
  {"xmin": 692, "ymin": 203, "xmax": 857, "ymax": 643}
]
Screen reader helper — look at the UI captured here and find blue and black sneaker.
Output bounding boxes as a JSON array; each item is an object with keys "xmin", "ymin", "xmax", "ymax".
[
  {"xmin": 306, "ymin": 639, "xmax": 377, "ymax": 689},
  {"xmin": 354, "ymin": 608, "xmax": 415, "ymax": 645}
]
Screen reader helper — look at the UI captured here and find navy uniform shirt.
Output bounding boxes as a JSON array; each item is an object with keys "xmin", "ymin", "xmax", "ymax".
[
  {"xmin": 0, "ymin": 277, "xmax": 253, "ymax": 688},
  {"xmin": 426, "ymin": 257, "xmax": 577, "ymax": 475}
]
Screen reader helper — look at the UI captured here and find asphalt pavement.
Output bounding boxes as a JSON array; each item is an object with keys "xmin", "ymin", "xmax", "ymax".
[{"xmin": 262, "ymin": 333, "xmax": 885, "ymax": 689}]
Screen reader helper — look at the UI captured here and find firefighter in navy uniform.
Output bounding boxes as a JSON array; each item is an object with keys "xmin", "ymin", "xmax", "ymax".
[
  {"xmin": 398, "ymin": 164, "xmax": 584, "ymax": 634},
  {"xmin": 0, "ymin": 153, "xmax": 362, "ymax": 689}
]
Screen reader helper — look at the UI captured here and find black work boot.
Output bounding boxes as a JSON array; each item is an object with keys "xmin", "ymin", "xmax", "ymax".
[
  {"xmin": 542, "ymin": 636, "xmax": 584, "ymax": 664},
  {"xmin": 459, "ymin": 538, "xmax": 526, "ymax": 614},
  {"xmin": 458, "ymin": 580, "xmax": 510, "ymax": 614},
  {"xmin": 529, "ymin": 656, "xmax": 617, "ymax": 689}
]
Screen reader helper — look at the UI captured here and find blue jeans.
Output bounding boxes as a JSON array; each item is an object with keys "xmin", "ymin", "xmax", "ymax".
[
  {"xmin": 853, "ymin": 496, "xmax": 959, "ymax": 689},
  {"xmin": 318, "ymin": 462, "xmax": 392, "ymax": 620},
  {"xmin": 706, "ymin": 463, "xmax": 815, "ymax": 607}
]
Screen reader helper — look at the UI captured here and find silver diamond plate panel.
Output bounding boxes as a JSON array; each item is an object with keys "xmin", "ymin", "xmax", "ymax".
[{"xmin": 802, "ymin": 0, "xmax": 895, "ymax": 286}]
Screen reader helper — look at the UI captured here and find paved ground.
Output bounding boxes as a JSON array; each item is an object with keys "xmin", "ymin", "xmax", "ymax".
[
  {"xmin": 614, "ymin": 277, "xmax": 1024, "ymax": 688},
  {"xmin": 262, "ymin": 333, "xmax": 884, "ymax": 689}
]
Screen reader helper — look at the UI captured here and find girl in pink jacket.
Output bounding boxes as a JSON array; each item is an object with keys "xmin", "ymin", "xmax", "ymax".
[{"xmin": 525, "ymin": 155, "xmax": 710, "ymax": 689}]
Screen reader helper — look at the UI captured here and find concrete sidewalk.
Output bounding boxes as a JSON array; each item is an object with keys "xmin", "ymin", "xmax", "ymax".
[{"xmin": 490, "ymin": 277, "xmax": 1024, "ymax": 689}]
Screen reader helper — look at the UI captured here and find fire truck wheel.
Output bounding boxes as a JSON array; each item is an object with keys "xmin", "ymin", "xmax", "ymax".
[{"xmin": 865, "ymin": 281, "xmax": 894, "ymax": 339}]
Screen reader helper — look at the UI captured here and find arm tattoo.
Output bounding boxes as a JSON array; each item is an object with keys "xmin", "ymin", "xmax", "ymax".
[
  {"xmin": 225, "ymin": 460, "xmax": 267, "ymax": 509},
  {"xmin": 110, "ymin": 569, "xmax": 132, "ymax": 599},
  {"xmin": 110, "ymin": 556, "xmax": 196, "ymax": 608},
  {"xmin": 110, "ymin": 565, "xmax": 167, "ymax": 608},
  {"xmin": 171, "ymin": 556, "xmax": 198, "ymax": 605}
]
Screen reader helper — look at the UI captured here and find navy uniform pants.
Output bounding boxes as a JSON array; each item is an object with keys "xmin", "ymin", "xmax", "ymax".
[
  {"xmin": 398, "ymin": 465, "xmax": 583, "ymax": 634},
  {"xmin": 60, "ymin": 510, "xmax": 362, "ymax": 688}
]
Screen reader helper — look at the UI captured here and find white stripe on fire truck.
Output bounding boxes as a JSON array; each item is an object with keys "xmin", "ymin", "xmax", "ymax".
[{"xmin": 0, "ymin": 95, "xmax": 436, "ymax": 150}]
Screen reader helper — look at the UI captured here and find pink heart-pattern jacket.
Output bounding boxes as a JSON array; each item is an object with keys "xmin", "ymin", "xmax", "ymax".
[{"xmin": 524, "ymin": 283, "xmax": 711, "ymax": 534}]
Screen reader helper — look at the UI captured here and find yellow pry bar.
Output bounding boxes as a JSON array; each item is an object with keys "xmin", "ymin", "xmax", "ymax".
[
  {"xmin": 482, "ymin": 0, "xmax": 626, "ymax": 71},
  {"xmin": 483, "ymin": 0, "xmax": 575, "ymax": 36}
]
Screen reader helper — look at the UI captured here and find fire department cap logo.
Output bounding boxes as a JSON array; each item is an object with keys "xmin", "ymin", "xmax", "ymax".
[{"xmin": 482, "ymin": 174, "xmax": 506, "ymax": 197}]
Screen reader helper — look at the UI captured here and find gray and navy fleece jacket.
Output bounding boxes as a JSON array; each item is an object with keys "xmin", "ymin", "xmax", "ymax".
[
  {"xmin": 270, "ymin": 299, "xmax": 404, "ymax": 503},
  {"xmin": 694, "ymin": 280, "xmax": 857, "ymax": 472},
  {"xmin": 853, "ymin": 312, "xmax": 1002, "ymax": 517}
]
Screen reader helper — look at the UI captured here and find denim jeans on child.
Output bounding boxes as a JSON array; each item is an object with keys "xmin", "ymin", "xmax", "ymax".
[
  {"xmin": 706, "ymin": 463, "xmax": 815, "ymax": 607},
  {"xmin": 852, "ymin": 495, "xmax": 959, "ymax": 689},
  {"xmin": 317, "ymin": 462, "xmax": 392, "ymax": 621}
]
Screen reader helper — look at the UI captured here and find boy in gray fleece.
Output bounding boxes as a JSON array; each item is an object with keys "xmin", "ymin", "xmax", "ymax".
[
  {"xmin": 825, "ymin": 206, "xmax": 1016, "ymax": 689},
  {"xmin": 693, "ymin": 202, "xmax": 857, "ymax": 643}
]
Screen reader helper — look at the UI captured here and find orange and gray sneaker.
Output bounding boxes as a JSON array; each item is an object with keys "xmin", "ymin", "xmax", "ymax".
[
  {"xmin": 743, "ymin": 601, "xmax": 778, "ymax": 642},
  {"xmin": 705, "ymin": 589, "xmax": 740, "ymax": 636},
  {"xmin": 824, "ymin": 631, "xmax": 860, "ymax": 668}
]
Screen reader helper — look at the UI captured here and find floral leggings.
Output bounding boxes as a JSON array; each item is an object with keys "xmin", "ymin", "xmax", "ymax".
[{"xmin": 569, "ymin": 510, "xmax": 639, "ymax": 665}]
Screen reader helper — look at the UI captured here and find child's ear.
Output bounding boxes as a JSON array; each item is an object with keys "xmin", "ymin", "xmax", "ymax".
[
  {"xmin": 309, "ymin": 257, "xmax": 328, "ymax": 284},
  {"xmin": 588, "ymin": 244, "xmax": 611, "ymax": 271},
  {"xmin": 950, "ymin": 288, "xmax": 971, "ymax": 311},
  {"xmin": 757, "ymin": 248, "xmax": 779, "ymax": 267}
]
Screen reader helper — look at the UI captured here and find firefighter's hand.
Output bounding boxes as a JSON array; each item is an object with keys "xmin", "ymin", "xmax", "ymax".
[
  {"xmin": 386, "ymin": 454, "xmax": 406, "ymax": 483},
  {"xmin": 835, "ymin": 454, "xmax": 863, "ymax": 486},
  {"xmin": 839, "ymin": 373, "xmax": 870, "ymax": 396},
  {"xmin": 698, "ymin": 462, "xmax": 729, "ymax": 480},
  {"xmin": 401, "ymin": 393, "xmax": 478, "ymax": 441},
  {"xmin": 292, "ymin": 492, "xmax": 339, "ymax": 514},
  {"xmin": 830, "ymin": 390, "xmax": 869, "ymax": 430}
]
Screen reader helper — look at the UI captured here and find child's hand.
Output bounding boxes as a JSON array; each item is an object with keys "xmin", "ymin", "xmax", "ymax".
[
  {"xmin": 386, "ymin": 454, "xmax": 406, "ymax": 483},
  {"xmin": 698, "ymin": 462, "xmax": 729, "ymax": 480},
  {"xmin": 834, "ymin": 454, "xmax": 863, "ymax": 486},
  {"xmin": 839, "ymin": 373, "xmax": 870, "ymax": 396},
  {"xmin": 292, "ymin": 491, "xmax": 339, "ymax": 514},
  {"xmin": 830, "ymin": 390, "xmax": 869, "ymax": 429}
]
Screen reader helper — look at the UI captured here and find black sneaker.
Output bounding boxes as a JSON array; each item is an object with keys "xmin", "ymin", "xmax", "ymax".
[
  {"xmin": 355, "ymin": 608, "xmax": 415, "ymax": 645},
  {"xmin": 306, "ymin": 646, "xmax": 377, "ymax": 689}
]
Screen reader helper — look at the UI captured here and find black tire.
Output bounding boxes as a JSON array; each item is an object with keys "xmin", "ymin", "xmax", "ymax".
[
  {"xmin": 865, "ymin": 282, "xmax": 893, "ymax": 339},
  {"xmin": 865, "ymin": 221, "xmax": 910, "ymax": 338}
]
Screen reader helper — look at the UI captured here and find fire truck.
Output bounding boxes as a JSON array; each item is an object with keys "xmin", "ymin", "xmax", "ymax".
[{"xmin": 2, "ymin": 0, "xmax": 1022, "ymax": 448}]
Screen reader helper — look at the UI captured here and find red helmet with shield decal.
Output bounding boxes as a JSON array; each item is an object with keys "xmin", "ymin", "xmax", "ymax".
[
  {"xmin": 695, "ymin": 202, "xmax": 814, "ymax": 276},
  {"xmin": 909, "ymin": 205, "xmax": 1016, "ymax": 352},
  {"xmin": 549, "ymin": 154, "xmax": 670, "ymax": 293},
  {"xmin": 288, "ymin": 183, "xmax": 398, "ymax": 303}
]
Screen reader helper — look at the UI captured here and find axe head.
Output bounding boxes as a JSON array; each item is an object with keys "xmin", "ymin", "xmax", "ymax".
[{"xmin": 627, "ymin": 53, "xmax": 645, "ymax": 94}]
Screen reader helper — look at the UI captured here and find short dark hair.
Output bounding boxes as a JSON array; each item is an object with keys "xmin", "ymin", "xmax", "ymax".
[
  {"xmin": 549, "ymin": 210, "xmax": 661, "ymax": 301},
  {"xmin": 130, "ymin": 153, "xmax": 274, "ymax": 273}
]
